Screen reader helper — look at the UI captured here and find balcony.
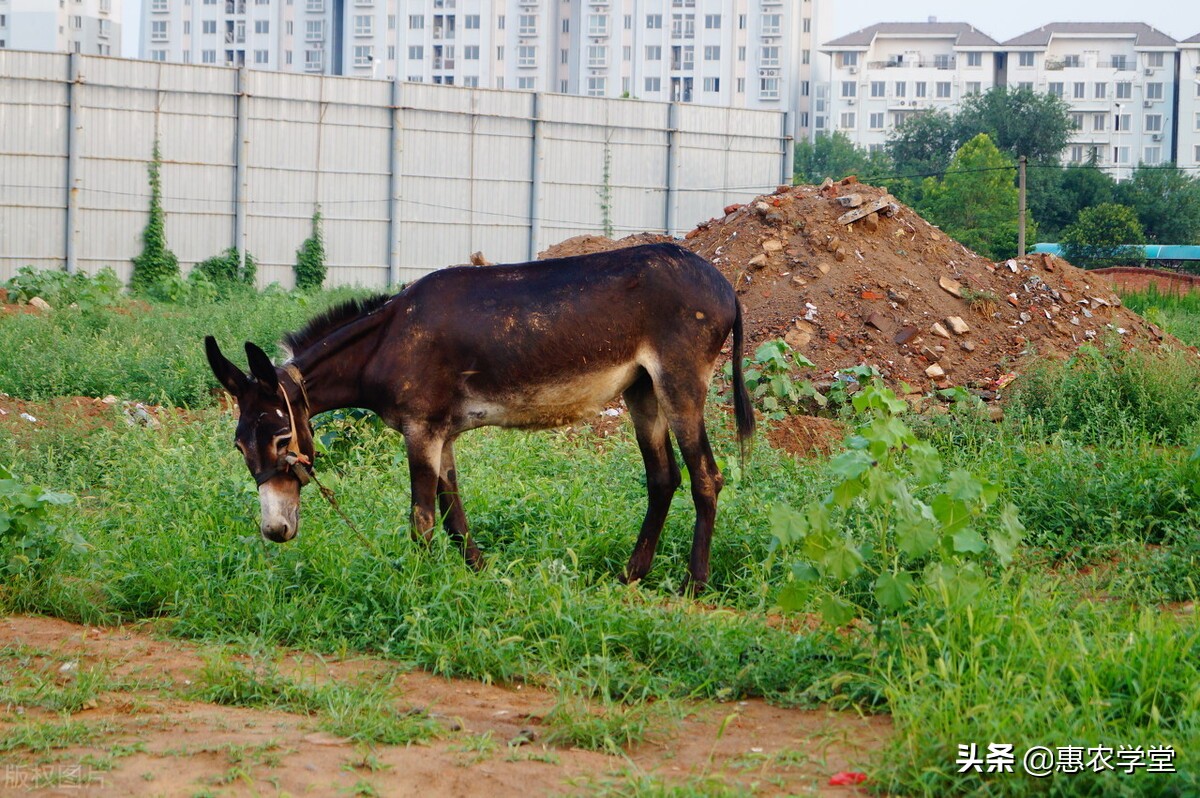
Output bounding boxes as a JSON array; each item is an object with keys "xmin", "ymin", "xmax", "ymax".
[
  {"xmin": 432, "ymin": 26, "xmax": 455, "ymax": 40},
  {"xmin": 866, "ymin": 57, "xmax": 956, "ymax": 69},
  {"xmin": 225, "ymin": 1, "xmax": 245, "ymax": 14},
  {"xmin": 433, "ymin": 57, "xmax": 455, "ymax": 70}
]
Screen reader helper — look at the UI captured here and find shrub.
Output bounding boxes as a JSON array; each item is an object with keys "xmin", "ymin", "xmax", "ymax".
[
  {"xmin": 194, "ymin": 247, "xmax": 258, "ymax": 296},
  {"xmin": 129, "ymin": 142, "xmax": 180, "ymax": 294},
  {"xmin": 3, "ymin": 266, "xmax": 122, "ymax": 310},
  {"xmin": 295, "ymin": 210, "xmax": 326, "ymax": 292}
]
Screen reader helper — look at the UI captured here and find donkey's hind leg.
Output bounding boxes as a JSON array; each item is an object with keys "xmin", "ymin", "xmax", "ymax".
[{"xmin": 621, "ymin": 371, "xmax": 681, "ymax": 584}]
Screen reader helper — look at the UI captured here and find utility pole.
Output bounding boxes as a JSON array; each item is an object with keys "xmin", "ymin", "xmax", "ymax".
[{"xmin": 1018, "ymin": 155, "xmax": 1027, "ymax": 258}]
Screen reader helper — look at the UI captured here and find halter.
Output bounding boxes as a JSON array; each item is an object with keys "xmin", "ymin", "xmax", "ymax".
[{"xmin": 254, "ymin": 364, "xmax": 312, "ymax": 487}]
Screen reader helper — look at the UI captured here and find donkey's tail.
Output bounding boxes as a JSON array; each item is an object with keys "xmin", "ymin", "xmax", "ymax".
[{"xmin": 731, "ymin": 299, "xmax": 756, "ymax": 467}]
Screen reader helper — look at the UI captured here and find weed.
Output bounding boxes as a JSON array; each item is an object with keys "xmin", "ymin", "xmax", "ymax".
[
  {"xmin": 449, "ymin": 731, "xmax": 497, "ymax": 766},
  {"xmin": 543, "ymin": 691, "xmax": 677, "ymax": 755}
]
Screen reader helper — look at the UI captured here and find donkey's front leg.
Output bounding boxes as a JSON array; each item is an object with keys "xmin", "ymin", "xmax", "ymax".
[{"xmin": 404, "ymin": 429, "xmax": 444, "ymax": 545}]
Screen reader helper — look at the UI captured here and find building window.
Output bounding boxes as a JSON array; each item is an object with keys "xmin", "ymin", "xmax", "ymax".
[
  {"xmin": 151, "ymin": 0, "xmax": 168, "ymax": 10},
  {"xmin": 151, "ymin": 49, "xmax": 167, "ymax": 61},
  {"xmin": 869, "ymin": 112, "xmax": 884, "ymax": 129},
  {"xmin": 1094, "ymin": 82, "xmax": 1106, "ymax": 99},
  {"xmin": 915, "ymin": 82, "xmax": 926, "ymax": 98},
  {"xmin": 306, "ymin": 0, "xmax": 323, "ymax": 12},
  {"xmin": 761, "ymin": 14, "xmax": 780, "ymax": 35},
  {"xmin": 586, "ymin": 77, "xmax": 606, "ymax": 96},
  {"xmin": 841, "ymin": 81, "xmax": 856, "ymax": 98},
  {"xmin": 408, "ymin": 45, "xmax": 423, "ymax": 60},
  {"xmin": 464, "ymin": 45, "xmax": 479, "ymax": 60},
  {"xmin": 353, "ymin": 15, "xmax": 371, "ymax": 36},
  {"xmin": 645, "ymin": 45, "xmax": 661, "ymax": 61},
  {"xmin": 1114, "ymin": 113, "xmax": 1130, "ymax": 131},
  {"xmin": 409, "ymin": 15, "xmax": 423, "ymax": 29},
  {"xmin": 203, "ymin": 20, "xmax": 216, "ymax": 34},
  {"xmin": 151, "ymin": 20, "xmax": 168, "ymax": 41},
  {"xmin": 306, "ymin": 20, "xmax": 324, "ymax": 41},
  {"xmin": 1018, "ymin": 52, "xmax": 1034, "ymax": 67},
  {"xmin": 518, "ymin": 45, "xmax": 536, "ymax": 67},
  {"xmin": 966, "ymin": 52, "xmax": 982, "ymax": 67},
  {"xmin": 803, "ymin": 18, "xmax": 811, "ymax": 33},
  {"xmin": 760, "ymin": 77, "xmax": 780, "ymax": 99},
  {"xmin": 760, "ymin": 46, "xmax": 779, "ymax": 68},
  {"xmin": 497, "ymin": 15, "xmax": 504, "ymax": 30},
  {"xmin": 842, "ymin": 52, "xmax": 858, "ymax": 67},
  {"xmin": 870, "ymin": 81, "xmax": 884, "ymax": 97},
  {"xmin": 936, "ymin": 82, "xmax": 951, "ymax": 98},
  {"xmin": 801, "ymin": 80, "xmax": 810, "ymax": 96},
  {"xmin": 464, "ymin": 15, "xmax": 479, "ymax": 29},
  {"xmin": 254, "ymin": 20, "xmax": 268, "ymax": 34},
  {"xmin": 1146, "ymin": 82, "xmax": 1164, "ymax": 100},
  {"xmin": 1195, "ymin": 145, "xmax": 1200, "ymax": 162},
  {"xmin": 589, "ymin": 15, "xmax": 608, "ymax": 36},
  {"xmin": 1146, "ymin": 52, "xmax": 1164, "ymax": 68},
  {"xmin": 1110, "ymin": 54, "xmax": 1127, "ymax": 70},
  {"xmin": 463, "ymin": 76, "xmax": 478, "ymax": 88},
  {"xmin": 1093, "ymin": 113, "xmax": 1106, "ymax": 131},
  {"xmin": 496, "ymin": 46, "xmax": 503, "ymax": 60},
  {"xmin": 624, "ymin": 15, "xmax": 632, "ymax": 30},
  {"xmin": 518, "ymin": 77, "xmax": 535, "ymax": 90},
  {"xmin": 1145, "ymin": 114, "xmax": 1162, "ymax": 132},
  {"xmin": 1113, "ymin": 146, "xmax": 1129, "ymax": 164},
  {"xmin": 966, "ymin": 82, "xmax": 981, "ymax": 95},
  {"xmin": 645, "ymin": 77, "xmax": 661, "ymax": 92},
  {"xmin": 1063, "ymin": 54, "xmax": 1080, "ymax": 67},
  {"xmin": 202, "ymin": 50, "xmax": 216, "ymax": 63},
  {"xmin": 1070, "ymin": 112, "xmax": 1083, "ymax": 129},
  {"xmin": 895, "ymin": 81, "xmax": 906, "ymax": 97},
  {"xmin": 934, "ymin": 53, "xmax": 951, "ymax": 69},
  {"xmin": 839, "ymin": 111, "xmax": 855, "ymax": 128},
  {"xmin": 1069, "ymin": 145, "xmax": 1084, "ymax": 163},
  {"xmin": 703, "ymin": 77, "xmax": 719, "ymax": 92},
  {"xmin": 704, "ymin": 45, "xmax": 719, "ymax": 61},
  {"xmin": 587, "ymin": 45, "xmax": 606, "ymax": 67},
  {"xmin": 1048, "ymin": 82, "xmax": 1063, "ymax": 98},
  {"xmin": 255, "ymin": 49, "xmax": 268, "ymax": 63},
  {"xmin": 519, "ymin": 14, "xmax": 536, "ymax": 35},
  {"xmin": 1116, "ymin": 82, "xmax": 1131, "ymax": 99},
  {"xmin": 738, "ymin": 14, "xmax": 746, "ymax": 30},
  {"xmin": 388, "ymin": 15, "xmax": 396, "ymax": 30},
  {"xmin": 646, "ymin": 14, "xmax": 662, "ymax": 29},
  {"xmin": 704, "ymin": 14, "xmax": 720, "ymax": 29},
  {"xmin": 1073, "ymin": 82, "xmax": 1085, "ymax": 99},
  {"xmin": 737, "ymin": 45, "xmax": 745, "ymax": 61},
  {"xmin": 1143, "ymin": 146, "xmax": 1161, "ymax": 164}
]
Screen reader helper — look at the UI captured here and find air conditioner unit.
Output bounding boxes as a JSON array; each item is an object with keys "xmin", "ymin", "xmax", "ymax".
[
  {"xmin": 1195, "ymin": 65, "xmax": 1200, "ymax": 74},
  {"xmin": 848, "ymin": 66, "xmax": 857, "ymax": 74},
  {"xmin": 909, "ymin": 100, "xmax": 917, "ymax": 106},
  {"xmin": 1143, "ymin": 100, "xmax": 1153, "ymax": 108},
  {"xmin": 1145, "ymin": 68, "xmax": 1153, "ymax": 75},
  {"xmin": 1152, "ymin": 133, "xmax": 1162, "ymax": 141},
  {"xmin": 847, "ymin": 98, "xmax": 855, "ymax": 105}
]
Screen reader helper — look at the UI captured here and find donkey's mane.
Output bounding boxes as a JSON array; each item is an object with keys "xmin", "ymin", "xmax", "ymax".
[{"xmin": 282, "ymin": 293, "xmax": 393, "ymax": 357}]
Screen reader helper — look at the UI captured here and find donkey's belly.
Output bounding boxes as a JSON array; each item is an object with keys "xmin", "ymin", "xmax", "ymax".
[{"xmin": 461, "ymin": 361, "xmax": 640, "ymax": 430}]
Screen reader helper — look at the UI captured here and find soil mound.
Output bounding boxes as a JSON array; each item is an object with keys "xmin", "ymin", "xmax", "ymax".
[{"xmin": 541, "ymin": 180, "xmax": 1182, "ymax": 394}]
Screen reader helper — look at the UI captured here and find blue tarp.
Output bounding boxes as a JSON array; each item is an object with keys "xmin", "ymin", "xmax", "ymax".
[{"xmin": 1031, "ymin": 244, "xmax": 1200, "ymax": 261}]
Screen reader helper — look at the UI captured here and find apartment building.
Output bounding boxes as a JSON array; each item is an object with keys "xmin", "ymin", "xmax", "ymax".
[
  {"xmin": 820, "ymin": 22, "xmax": 999, "ymax": 152},
  {"xmin": 1005, "ymin": 23, "xmax": 1177, "ymax": 174},
  {"xmin": 1180, "ymin": 34, "xmax": 1200, "ymax": 174},
  {"xmin": 820, "ymin": 20, "xmax": 1198, "ymax": 175},
  {"xmin": 1, "ymin": 0, "xmax": 122, "ymax": 55},
  {"xmin": 138, "ymin": 0, "xmax": 828, "ymax": 137}
]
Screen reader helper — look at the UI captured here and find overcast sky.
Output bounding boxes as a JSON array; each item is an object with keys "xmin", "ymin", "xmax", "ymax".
[
  {"xmin": 122, "ymin": 0, "xmax": 1200, "ymax": 60},
  {"xmin": 828, "ymin": 0, "xmax": 1200, "ymax": 42}
]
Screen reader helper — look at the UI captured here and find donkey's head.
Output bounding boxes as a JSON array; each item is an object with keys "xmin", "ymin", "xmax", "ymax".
[{"xmin": 205, "ymin": 336, "xmax": 315, "ymax": 543}]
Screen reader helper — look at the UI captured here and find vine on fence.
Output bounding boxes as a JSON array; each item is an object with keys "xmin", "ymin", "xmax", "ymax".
[
  {"xmin": 130, "ymin": 141, "xmax": 180, "ymax": 295},
  {"xmin": 295, "ymin": 209, "xmax": 327, "ymax": 291}
]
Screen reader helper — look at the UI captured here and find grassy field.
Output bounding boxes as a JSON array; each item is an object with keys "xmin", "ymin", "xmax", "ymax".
[{"xmin": 3, "ymin": 278, "xmax": 1200, "ymax": 795}]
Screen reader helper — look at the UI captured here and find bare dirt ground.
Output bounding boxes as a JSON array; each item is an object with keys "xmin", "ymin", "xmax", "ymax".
[{"xmin": 1, "ymin": 615, "xmax": 888, "ymax": 797}]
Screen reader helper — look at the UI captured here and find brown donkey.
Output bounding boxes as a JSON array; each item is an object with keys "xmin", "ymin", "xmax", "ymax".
[{"xmin": 206, "ymin": 243, "xmax": 754, "ymax": 590}]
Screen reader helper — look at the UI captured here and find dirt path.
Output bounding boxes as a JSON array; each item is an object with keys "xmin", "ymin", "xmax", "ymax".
[{"xmin": 1, "ymin": 616, "xmax": 888, "ymax": 797}]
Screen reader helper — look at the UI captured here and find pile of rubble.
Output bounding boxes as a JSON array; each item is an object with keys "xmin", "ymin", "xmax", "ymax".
[{"xmin": 542, "ymin": 179, "xmax": 1181, "ymax": 395}]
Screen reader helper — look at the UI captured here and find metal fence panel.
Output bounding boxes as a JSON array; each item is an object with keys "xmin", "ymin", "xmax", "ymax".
[{"xmin": 0, "ymin": 52, "xmax": 789, "ymax": 286}]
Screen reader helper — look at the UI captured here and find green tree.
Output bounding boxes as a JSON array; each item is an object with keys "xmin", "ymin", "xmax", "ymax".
[
  {"xmin": 917, "ymin": 133, "xmax": 1033, "ymax": 260},
  {"xmin": 1115, "ymin": 164, "xmax": 1200, "ymax": 244},
  {"xmin": 954, "ymin": 87, "xmax": 1073, "ymax": 165},
  {"xmin": 130, "ymin": 142, "xmax": 180, "ymax": 295},
  {"xmin": 885, "ymin": 108, "xmax": 959, "ymax": 204},
  {"xmin": 1027, "ymin": 164, "xmax": 1117, "ymax": 241},
  {"xmin": 1059, "ymin": 203, "xmax": 1146, "ymax": 268},
  {"xmin": 793, "ymin": 131, "xmax": 890, "ymax": 185}
]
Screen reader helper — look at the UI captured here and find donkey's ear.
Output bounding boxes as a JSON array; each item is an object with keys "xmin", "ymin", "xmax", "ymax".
[
  {"xmin": 205, "ymin": 336, "xmax": 249, "ymax": 396},
  {"xmin": 244, "ymin": 342, "xmax": 280, "ymax": 392}
]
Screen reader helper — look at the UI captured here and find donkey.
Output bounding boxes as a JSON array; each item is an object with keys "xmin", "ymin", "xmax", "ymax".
[{"xmin": 205, "ymin": 243, "xmax": 754, "ymax": 590}]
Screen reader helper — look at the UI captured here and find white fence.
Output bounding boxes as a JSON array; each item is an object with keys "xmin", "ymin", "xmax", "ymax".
[{"xmin": 0, "ymin": 51, "xmax": 792, "ymax": 288}]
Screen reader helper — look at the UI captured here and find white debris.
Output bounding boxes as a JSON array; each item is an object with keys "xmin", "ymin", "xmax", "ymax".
[{"xmin": 20, "ymin": 412, "xmax": 37, "ymax": 423}]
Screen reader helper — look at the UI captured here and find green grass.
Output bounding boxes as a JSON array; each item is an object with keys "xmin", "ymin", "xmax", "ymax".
[
  {"xmin": 1121, "ymin": 284, "xmax": 1200, "ymax": 347},
  {"xmin": 5, "ymin": 285, "xmax": 1200, "ymax": 796}
]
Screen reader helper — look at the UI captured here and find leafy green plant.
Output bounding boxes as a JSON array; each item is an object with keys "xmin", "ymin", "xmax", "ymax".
[
  {"xmin": 195, "ymin": 247, "xmax": 258, "ymax": 296},
  {"xmin": 769, "ymin": 383, "xmax": 1025, "ymax": 626},
  {"xmin": 0, "ymin": 464, "xmax": 78, "ymax": 583},
  {"xmin": 130, "ymin": 141, "xmax": 180, "ymax": 295},
  {"xmin": 724, "ymin": 339, "xmax": 824, "ymax": 419},
  {"xmin": 3, "ymin": 266, "xmax": 123, "ymax": 310},
  {"xmin": 295, "ymin": 210, "xmax": 327, "ymax": 292}
]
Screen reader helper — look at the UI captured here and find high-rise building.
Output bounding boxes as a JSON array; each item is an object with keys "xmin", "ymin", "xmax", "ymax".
[
  {"xmin": 1182, "ymin": 33, "xmax": 1200, "ymax": 174},
  {"xmin": 1, "ymin": 0, "xmax": 122, "ymax": 55},
  {"xmin": 138, "ymin": 0, "xmax": 829, "ymax": 138}
]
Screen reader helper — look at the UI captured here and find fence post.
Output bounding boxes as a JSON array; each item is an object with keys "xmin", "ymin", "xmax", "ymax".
[
  {"xmin": 782, "ymin": 111, "xmax": 794, "ymax": 187},
  {"xmin": 388, "ymin": 78, "xmax": 404, "ymax": 287},
  {"xmin": 665, "ymin": 102, "xmax": 680, "ymax": 236},
  {"xmin": 528, "ymin": 92, "xmax": 544, "ymax": 261},
  {"xmin": 65, "ymin": 53, "xmax": 83, "ymax": 275},
  {"xmin": 234, "ymin": 67, "xmax": 249, "ymax": 276}
]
